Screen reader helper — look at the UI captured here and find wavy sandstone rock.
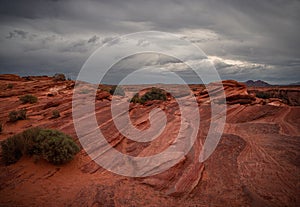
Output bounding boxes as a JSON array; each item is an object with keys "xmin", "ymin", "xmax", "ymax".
[{"xmin": 0, "ymin": 75, "xmax": 299, "ymax": 207}]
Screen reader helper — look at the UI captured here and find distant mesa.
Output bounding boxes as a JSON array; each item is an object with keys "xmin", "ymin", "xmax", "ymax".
[
  {"xmin": 0, "ymin": 73, "xmax": 67, "ymax": 82},
  {"xmin": 0, "ymin": 74, "xmax": 22, "ymax": 81},
  {"xmin": 244, "ymin": 80, "xmax": 271, "ymax": 87}
]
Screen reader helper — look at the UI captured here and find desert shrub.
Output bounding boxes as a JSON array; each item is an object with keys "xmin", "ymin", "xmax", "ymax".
[
  {"xmin": 98, "ymin": 85, "xmax": 110, "ymax": 92},
  {"xmin": 109, "ymin": 86, "xmax": 125, "ymax": 96},
  {"xmin": 19, "ymin": 127, "xmax": 42, "ymax": 155},
  {"xmin": 1, "ymin": 134, "xmax": 24, "ymax": 165},
  {"xmin": 53, "ymin": 73, "xmax": 66, "ymax": 81},
  {"xmin": 130, "ymin": 93, "xmax": 142, "ymax": 103},
  {"xmin": 140, "ymin": 87, "xmax": 167, "ymax": 104},
  {"xmin": 9, "ymin": 109, "xmax": 27, "ymax": 122},
  {"xmin": 18, "ymin": 109, "xmax": 27, "ymax": 120},
  {"xmin": 0, "ymin": 127, "xmax": 80, "ymax": 165},
  {"xmin": 39, "ymin": 130, "xmax": 80, "ymax": 164},
  {"xmin": 256, "ymin": 91, "xmax": 272, "ymax": 99},
  {"xmin": 79, "ymin": 88, "xmax": 92, "ymax": 94},
  {"xmin": 24, "ymin": 76, "xmax": 33, "ymax": 81},
  {"xmin": 19, "ymin": 94, "xmax": 38, "ymax": 104},
  {"xmin": 7, "ymin": 83, "xmax": 14, "ymax": 89},
  {"xmin": 130, "ymin": 87, "xmax": 167, "ymax": 104},
  {"xmin": 52, "ymin": 110, "xmax": 60, "ymax": 118},
  {"xmin": 0, "ymin": 127, "xmax": 42, "ymax": 165},
  {"xmin": 8, "ymin": 111, "xmax": 18, "ymax": 122}
]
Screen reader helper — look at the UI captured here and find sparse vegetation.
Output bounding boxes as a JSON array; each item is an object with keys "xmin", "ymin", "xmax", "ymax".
[
  {"xmin": 52, "ymin": 110, "xmax": 60, "ymax": 118},
  {"xmin": 130, "ymin": 87, "xmax": 167, "ymax": 104},
  {"xmin": 1, "ymin": 134, "xmax": 24, "ymax": 164},
  {"xmin": 130, "ymin": 93, "xmax": 141, "ymax": 103},
  {"xmin": 98, "ymin": 85, "xmax": 110, "ymax": 92},
  {"xmin": 19, "ymin": 94, "xmax": 38, "ymax": 104},
  {"xmin": 140, "ymin": 87, "xmax": 167, "ymax": 103},
  {"xmin": 39, "ymin": 130, "xmax": 80, "ymax": 164},
  {"xmin": 0, "ymin": 127, "xmax": 80, "ymax": 165},
  {"xmin": 7, "ymin": 83, "xmax": 14, "ymax": 89},
  {"xmin": 9, "ymin": 109, "xmax": 27, "ymax": 122},
  {"xmin": 8, "ymin": 111, "xmax": 18, "ymax": 122},
  {"xmin": 53, "ymin": 73, "xmax": 66, "ymax": 81},
  {"xmin": 18, "ymin": 109, "xmax": 27, "ymax": 120},
  {"xmin": 109, "ymin": 86, "xmax": 125, "ymax": 96},
  {"xmin": 79, "ymin": 88, "xmax": 92, "ymax": 94}
]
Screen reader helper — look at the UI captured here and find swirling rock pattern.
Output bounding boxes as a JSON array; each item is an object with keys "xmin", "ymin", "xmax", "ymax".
[{"xmin": 0, "ymin": 76, "xmax": 299, "ymax": 206}]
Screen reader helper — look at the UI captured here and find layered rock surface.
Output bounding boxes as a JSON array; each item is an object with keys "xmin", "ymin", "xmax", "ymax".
[{"xmin": 0, "ymin": 76, "xmax": 299, "ymax": 207}]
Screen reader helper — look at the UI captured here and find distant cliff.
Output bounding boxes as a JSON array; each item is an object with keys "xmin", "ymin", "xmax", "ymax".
[{"xmin": 244, "ymin": 80, "xmax": 271, "ymax": 87}]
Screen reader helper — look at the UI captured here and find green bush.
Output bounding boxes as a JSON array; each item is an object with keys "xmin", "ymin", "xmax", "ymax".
[
  {"xmin": 7, "ymin": 83, "xmax": 14, "ymax": 89},
  {"xmin": 18, "ymin": 109, "xmax": 27, "ymax": 120},
  {"xmin": 39, "ymin": 130, "xmax": 80, "ymax": 164},
  {"xmin": 53, "ymin": 73, "xmax": 66, "ymax": 81},
  {"xmin": 19, "ymin": 94, "xmax": 38, "ymax": 104},
  {"xmin": 109, "ymin": 86, "xmax": 125, "ymax": 96},
  {"xmin": 9, "ymin": 109, "xmax": 27, "ymax": 122},
  {"xmin": 79, "ymin": 88, "xmax": 92, "ymax": 94},
  {"xmin": 19, "ymin": 127, "xmax": 42, "ymax": 155},
  {"xmin": 9, "ymin": 111, "xmax": 18, "ymax": 122},
  {"xmin": 130, "ymin": 93, "xmax": 141, "ymax": 103},
  {"xmin": 52, "ymin": 110, "xmax": 60, "ymax": 118},
  {"xmin": 1, "ymin": 134, "xmax": 24, "ymax": 165},
  {"xmin": 130, "ymin": 88, "xmax": 167, "ymax": 104},
  {"xmin": 0, "ymin": 127, "xmax": 80, "ymax": 165},
  {"xmin": 141, "ymin": 87, "xmax": 166, "ymax": 103}
]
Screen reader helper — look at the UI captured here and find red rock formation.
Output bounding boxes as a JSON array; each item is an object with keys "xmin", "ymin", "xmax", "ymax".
[
  {"xmin": 0, "ymin": 76, "xmax": 299, "ymax": 207},
  {"xmin": 198, "ymin": 80, "xmax": 256, "ymax": 105},
  {"xmin": 0, "ymin": 74, "xmax": 22, "ymax": 81},
  {"xmin": 248, "ymin": 87, "xmax": 300, "ymax": 106}
]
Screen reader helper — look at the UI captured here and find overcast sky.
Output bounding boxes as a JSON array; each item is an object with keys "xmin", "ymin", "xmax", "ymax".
[{"xmin": 0, "ymin": 0, "xmax": 299, "ymax": 84}]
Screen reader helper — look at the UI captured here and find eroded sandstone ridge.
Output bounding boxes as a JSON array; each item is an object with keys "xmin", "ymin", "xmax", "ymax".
[{"xmin": 0, "ymin": 75, "xmax": 299, "ymax": 207}]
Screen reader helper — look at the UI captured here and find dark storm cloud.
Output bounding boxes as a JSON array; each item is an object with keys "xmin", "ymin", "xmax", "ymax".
[
  {"xmin": 0, "ymin": 0, "xmax": 299, "ymax": 84},
  {"xmin": 6, "ymin": 29, "xmax": 28, "ymax": 39},
  {"xmin": 88, "ymin": 35, "xmax": 99, "ymax": 44}
]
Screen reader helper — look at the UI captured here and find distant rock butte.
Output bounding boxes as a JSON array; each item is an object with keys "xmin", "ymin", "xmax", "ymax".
[
  {"xmin": 244, "ymin": 80, "xmax": 271, "ymax": 87},
  {"xmin": 0, "ymin": 75, "xmax": 299, "ymax": 207},
  {"xmin": 0, "ymin": 74, "xmax": 22, "ymax": 81}
]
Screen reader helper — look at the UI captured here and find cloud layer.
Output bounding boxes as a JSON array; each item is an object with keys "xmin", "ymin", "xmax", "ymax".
[{"xmin": 0, "ymin": 0, "xmax": 299, "ymax": 84}]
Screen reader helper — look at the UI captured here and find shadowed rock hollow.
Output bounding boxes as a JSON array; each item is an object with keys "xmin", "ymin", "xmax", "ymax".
[{"xmin": 0, "ymin": 75, "xmax": 299, "ymax": 207}]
